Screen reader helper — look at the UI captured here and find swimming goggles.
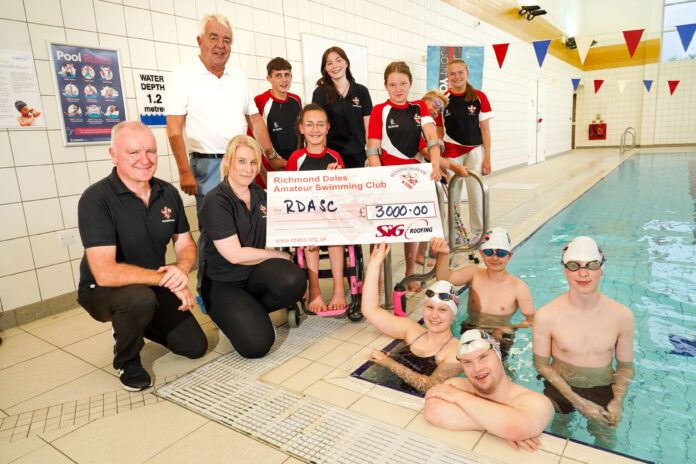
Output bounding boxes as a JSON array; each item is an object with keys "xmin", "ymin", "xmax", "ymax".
[
  {"xmin": 425, "ymin": 288, "xmax": 458, "ymax": 302},
  {"xmin": 563, "ymin": 260, "xmax": 602, "ymax": 271},
  {"xmin": 481, "ymin": 248, "xmax": 511, "ymax": 258}
]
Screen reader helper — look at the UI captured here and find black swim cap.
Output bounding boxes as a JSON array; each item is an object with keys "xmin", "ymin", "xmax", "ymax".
[{"xmin": 15, "ymin": 101, "xmax": 27, "ymax": 111}]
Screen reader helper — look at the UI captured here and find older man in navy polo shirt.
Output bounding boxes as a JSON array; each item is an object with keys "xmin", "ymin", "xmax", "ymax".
[{"xmin": 77, "ymin": 121, "xmax": 207, "ymax": 392}]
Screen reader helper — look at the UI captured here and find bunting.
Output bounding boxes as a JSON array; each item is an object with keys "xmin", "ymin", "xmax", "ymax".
[
  {"xmin": 676, "ymin": 23, "xmax": 696, "ymax": 52},
  {"xmin": 533, "ymin": 40, "xmax": 551, "ymax": 67},
  {"xmin": 617, "ymin": 80, "xmax": 628, "ymax": 94},
  {"xmin": 571, "ymin": 78, "xmax": 581, "ymax": 92},
  {"xmin": 623, "ymin": 29, "xmax": 644, "ymax": 58},
  {"xmin": 575, "ymin": 36, "xmax": 594, "ymax": 64},
  {"xmin": 643, "ymin": 80, "xmax": 653, "ymax": 92},
  {"xmin": 492, "ymin": 43, "xmax": 509, "ymax": 68},
  {"xmin": 668, "ymin": 80, "xmax": 680, "ymax": 95},
  {"xmin": 594, "ymin": 80, "xmax": 604, "ymax": 93}
]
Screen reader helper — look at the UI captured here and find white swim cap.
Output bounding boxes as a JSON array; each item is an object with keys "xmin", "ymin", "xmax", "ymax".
[
  {"xmin": 457, "ymin": 329, "xmax": 501, "ymax": 360},
  {"xmin": 562, "ymin": 236, "xmax": 604, "ymax": 264},
  {"xmin": 424, "ymin": 280, "xmax": 459, "ymax": 316},
  {"xmin": 480, "ymin": 227, "xmax": 512, "ymax": 252}
]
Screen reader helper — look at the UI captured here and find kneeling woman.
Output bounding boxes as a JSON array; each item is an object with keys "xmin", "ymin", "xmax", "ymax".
[
  {"xmin": 199, "ymin": 135, "xmax": 306, "ymax": 358},
  {"xmin": 363, "ymin": 243, "xmax": 461, "ymax": 394}
]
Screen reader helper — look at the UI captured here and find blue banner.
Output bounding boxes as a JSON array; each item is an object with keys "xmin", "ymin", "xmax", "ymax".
[
  {"xmin": 49, "ymin": 43, "xmax": 127, "ymax": 145},
  {"xmin": 426, "ymin": 46, "xmax": 484, "ymax": 93}
]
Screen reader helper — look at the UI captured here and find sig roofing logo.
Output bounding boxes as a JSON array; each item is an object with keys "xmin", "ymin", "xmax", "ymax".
[{"xmin": 375, "ymin": 219, "xmax": 433, "ymax": 239}]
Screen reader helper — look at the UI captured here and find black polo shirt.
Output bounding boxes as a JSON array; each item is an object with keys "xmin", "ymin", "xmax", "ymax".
[
  {"xmin": 199, "ymin": 180, "xmax": 267, "ymax": 283},
  {"xmin": 77, "ymin": 168, "xmax": 190, "ymax": 291},
  {"xmin": 312, "ymin": 82, "xmax": 372, "ymax": 159}
]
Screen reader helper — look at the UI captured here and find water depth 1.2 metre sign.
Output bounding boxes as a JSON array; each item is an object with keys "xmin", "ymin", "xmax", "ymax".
[
  {"xmin": 48, "ymin": 43, "xmax": 127, "ymax": 145},
  {"xmin": 134, "ymin": 69, "xmax": 170, "ymax": 126}
]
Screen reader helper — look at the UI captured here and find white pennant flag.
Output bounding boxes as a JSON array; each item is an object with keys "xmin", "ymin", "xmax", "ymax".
[
  {"xmin": 575, "ymin": 36, "xmax": 594, "ymax": 64},
  {"xmin": 617, "ymin": 80, "xmax": 629, "ymax": 94}
]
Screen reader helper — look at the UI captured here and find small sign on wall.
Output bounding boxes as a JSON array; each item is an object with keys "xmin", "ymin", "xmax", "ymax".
[
  {"xmin": 426, "ymin": 46, "xmax": 484, "ymax": 92},
  {"xmin": 48, "ymin": 42, "xmax": 128, "ymax": 145},
  {"xmin": 133, "ymin": 69, "xmax": 170, "ymax": 126},
  {"xmin": 0, "ymin": 49, "xmax": 45, "ymax": 129}
]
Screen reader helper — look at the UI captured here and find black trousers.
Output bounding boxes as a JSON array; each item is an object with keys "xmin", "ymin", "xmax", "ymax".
[
  {"xmin": 202, "ymin": 259, "xmax": 306, "ymax": 359},
  {"xmin": 78, "ymin": 284, "xmax": 208, "ymax": 369}
]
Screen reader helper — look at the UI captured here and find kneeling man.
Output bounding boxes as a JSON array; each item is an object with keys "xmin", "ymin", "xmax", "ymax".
[
  {"xmin": 424, "ymin": 329, "xmax": 554, "ymax": 451},
  {"xmin": 77, "ymin": 121, "xmax": 207, "ymax": 391}
]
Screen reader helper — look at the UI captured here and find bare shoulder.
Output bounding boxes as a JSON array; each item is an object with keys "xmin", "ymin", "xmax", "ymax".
[
  {"xmin": 603, "ymin": 296, "xmax": 634, "ymax": 321},
  {"xmin": 510, "ymin": 384, "xmax": 553, "ymax": 412},
  {"xmin": 535, "ymin": 294, "xmax": 565, "ymax": 321},
  {"xmin": 438, "ymin": 337, "xmax": 460, "ymax": 363},
  {"xmin": 444, "ymin": 376, "xmax": 472, "ymax": 391}
]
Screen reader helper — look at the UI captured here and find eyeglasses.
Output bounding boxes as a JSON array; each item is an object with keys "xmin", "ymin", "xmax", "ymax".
[
  {"xmin": 425, "ymin": 289, "xmax": 456, "ymax": 301},
  {"xmin": 481, "ymin": 249, "xmax": 511, "ymax": 258},
  {"xmin": 303, "ymin": 122, "xmax": 327, "ymax": 129},
  {"xmin": 563, "ymin": 260, "xmax": 602, "ymax": 271}
]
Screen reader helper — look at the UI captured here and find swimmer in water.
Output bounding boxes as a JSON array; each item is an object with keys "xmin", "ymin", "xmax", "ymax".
[
  {"xmin": 533, "ymin": 236, "xmax": 635, "ymax": 448},
  {"xmin": 362, "ymin": 243, "xmax": 461, "ymax": 394},
  {"xmin": 431, "ymin": 227, "xmax": 535, "ymax": 356},
  {"xmin": 424, "ymin": 329, "xmax": 554, "ymax": 451}
]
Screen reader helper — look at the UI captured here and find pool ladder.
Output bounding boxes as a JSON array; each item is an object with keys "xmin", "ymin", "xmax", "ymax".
[
  {"xmin": 620, "ymin": 127, "xmax": 636, "ymax": 154},
  {"xmin": 384, "ymin": 171, "xmax": 490, "ymax": 309}
]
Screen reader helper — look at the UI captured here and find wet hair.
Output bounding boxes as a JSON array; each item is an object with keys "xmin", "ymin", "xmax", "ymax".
[
  {"xmin": 447, "ymin": 59, "xmax": 478, "ymax": 101},
  {"xmin": 316, "ymin": 46, "xmax": 355, "ymax": 104},
  {"xmin": 266, "ymin": 57, "xmax": 292, "ymax": 76},
  {"xmin": 384, "ymin": 61, "xmax": 412, "ymax": 85},
  {"xmin": 15, "ymin": 100, "xmax": 27, "ymax": 111},
  {"xmin": 422, "ymin": 90, "xmax": 449, "ymax": 108},
  {"xmin": 221, "ymin": 135, "xmax": 262, "ymax": 179},
  {"xmin": 199, "ymin": 13, "xmax": 233, "ymax": 40},
  {"xmin": 296, "ymin": 103, "xmax": 328, "ymax": 149}
]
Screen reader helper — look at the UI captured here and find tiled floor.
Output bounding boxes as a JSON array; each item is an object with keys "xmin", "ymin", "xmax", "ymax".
[{"xmin": 2, "ymin": 147, "xmax": 686, "ymax": 463}]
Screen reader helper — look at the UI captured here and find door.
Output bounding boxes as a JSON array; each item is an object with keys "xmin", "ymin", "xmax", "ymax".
[{"xmin": 527, "ymin": 80, "xmax": 546, "ymax": 165}]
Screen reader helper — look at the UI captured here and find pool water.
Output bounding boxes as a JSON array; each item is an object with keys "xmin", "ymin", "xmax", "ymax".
[{"xmin": 453, "ymin": 153, "xmax": 696, "ymax": 464}]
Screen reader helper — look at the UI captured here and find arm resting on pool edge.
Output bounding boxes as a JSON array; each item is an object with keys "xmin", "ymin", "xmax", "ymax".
[{"xmin": 369, "ymin": 351, "xmax": 461, "ymax": 393}]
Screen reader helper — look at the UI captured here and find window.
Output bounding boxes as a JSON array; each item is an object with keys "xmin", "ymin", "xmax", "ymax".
[{"xmin": 662, "ymin": 0, "xmax": 696, "ymax": 61}]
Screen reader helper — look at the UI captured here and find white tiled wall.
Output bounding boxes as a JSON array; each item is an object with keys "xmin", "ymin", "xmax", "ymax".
[
  {"xmin": 575, "ymin": 60, "xmax": 696, "ymax": 146},
  {"xmin": 0, "ymin": 0, "xmax": 578, "ymax": 313}
]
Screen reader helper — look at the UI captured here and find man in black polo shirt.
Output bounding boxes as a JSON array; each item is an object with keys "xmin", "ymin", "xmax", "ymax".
[{"xmin": 77, "ymin": 121, "xmax": 207, "ymax": 391}]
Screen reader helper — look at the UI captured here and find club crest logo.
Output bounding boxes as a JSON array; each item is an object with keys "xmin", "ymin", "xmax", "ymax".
[
  {"xmin": 467, "ymin": 105, "xmax": 477, "ymax": 115},
  {"xmin": 413, "ymin": 113, "xmax": 422, "ymax": 125},
  {"xmin": 160, "ymin": 206, "xmax": 174, "ymax": 222},
  {"xmin": 352, "ymin": 96, "xmax": 361, "ymax": 106},
  {"xmin": 260, "ymin": 204, "xmax": 267, "ymax": 217},
  {"xmin": 400, "ymin": 171, "xmax": 419, "ymax": 189}
]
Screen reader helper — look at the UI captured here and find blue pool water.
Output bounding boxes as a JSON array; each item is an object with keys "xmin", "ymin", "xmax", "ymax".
[{"xmin": 452, "ymin": 153, "xmax": 696, "ymax": 464}]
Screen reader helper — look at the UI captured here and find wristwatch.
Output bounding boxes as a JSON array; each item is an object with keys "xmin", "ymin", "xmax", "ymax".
[{"xmin": 267, "ymin": 150, "xmax": 279, "ymax": 160}]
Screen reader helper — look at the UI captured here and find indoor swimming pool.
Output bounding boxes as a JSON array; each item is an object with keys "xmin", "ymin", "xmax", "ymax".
[{"xmin": 472, "ymin": 152, "xmax": 696, "ymax": 463}]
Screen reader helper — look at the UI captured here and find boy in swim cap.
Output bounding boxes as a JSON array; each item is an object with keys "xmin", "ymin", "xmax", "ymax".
[
  {"xmin": 430, "ymin": 227, "xmax": 535, "ymax": 356},
  {"xmin": 424, "ymin": 329, "xmax": 554, "ymax": 451},
  {"xmin": 533, "ymin": 236, "xmax": 635, "ymax": 447}
]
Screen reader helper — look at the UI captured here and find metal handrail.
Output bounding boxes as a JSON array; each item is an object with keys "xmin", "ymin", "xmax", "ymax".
[
  {"xmin": 396, "ymin": 170, "xmax": 489, "ymax": 288},
  {"xmin": 620, "ymin": 127, "xmax": 636, "ymax": 154}
]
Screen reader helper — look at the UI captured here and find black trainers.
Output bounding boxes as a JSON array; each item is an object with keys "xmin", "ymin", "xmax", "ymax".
[{"xmin": 118, "ymin": 357, "xmax": 152, "ymax": 391}]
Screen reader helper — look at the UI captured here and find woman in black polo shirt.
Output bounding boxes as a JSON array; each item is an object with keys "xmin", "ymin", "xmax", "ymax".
[
  {"xmin": 312, "ymin": 46, "xmax": 372, "ymax": 169},
  {"xmin": 199, "ymin": 135, "xmax": 305, "ymax": 358}
]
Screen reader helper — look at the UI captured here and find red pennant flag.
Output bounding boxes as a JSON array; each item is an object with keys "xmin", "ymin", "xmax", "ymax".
[
  {"xmin": 492, "ymin": 43, "xmax": 509, "ymax": 68},
  {"xmin": 668, "ymin": 80, "xmax": 680, "ymax": 95},
  {"xmin": 594, "ymin": 80, "xmax": 604, "ymax": 93},
  {"xmin": 623, "ymin": 29, "xmax": 644, "ymax": 58}
]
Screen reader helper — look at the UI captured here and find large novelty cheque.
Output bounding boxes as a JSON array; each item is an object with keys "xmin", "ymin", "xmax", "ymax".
[{"xmin": 267, "ymin": 165, "xmax": 444, "ymax": 247}]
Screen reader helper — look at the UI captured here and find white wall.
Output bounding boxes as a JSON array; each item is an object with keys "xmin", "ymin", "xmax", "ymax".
[
  {"xmin": 575, "ymin": 60, "xmax": 696, "ymax": 146},
  {"xmin": 0, "ymin": 0, "xmax": 576, "ymax": 314}
]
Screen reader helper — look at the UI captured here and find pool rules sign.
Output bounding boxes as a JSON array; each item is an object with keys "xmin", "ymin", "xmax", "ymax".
[{"xmin": 134, "ymin": 69, "xmax": 170, "ymax": 126}]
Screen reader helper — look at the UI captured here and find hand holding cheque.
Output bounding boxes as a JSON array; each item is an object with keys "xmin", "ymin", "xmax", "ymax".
[{"xmin": 266, "ymin": 165, "xmax": 444, "ymax": 247}]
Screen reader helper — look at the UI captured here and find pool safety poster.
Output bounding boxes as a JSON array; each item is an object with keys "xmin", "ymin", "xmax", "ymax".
[
  {"xmin": 133, "ymin": 69, "xmax": 170, "ymax": 126},
  {"xmin": 426, "ymin": 46, "xmax": 484, "ymax": 92},
  {"xmin": 0, "ymin": 50, "xmax": 45, "ymax": 129},
  {"xmin": 48, "ymin": 43, "xmax": 127, "ymax": 145}
]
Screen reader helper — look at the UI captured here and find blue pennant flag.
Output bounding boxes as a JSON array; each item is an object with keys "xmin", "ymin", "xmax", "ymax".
[
  {"xmin": 571, "ymin": 78, "xmax": 581, "ymax": 91},
  {"xmin": 643, "ymin": 79, "xmax": 653, "ymax": 92},
  {"xmin": 676, "ymin": 23, "xmax": 696, "ymax": 52},
  {"xmin": 533, "ymin": 40, "xmax": 552, "ymax": 67}
]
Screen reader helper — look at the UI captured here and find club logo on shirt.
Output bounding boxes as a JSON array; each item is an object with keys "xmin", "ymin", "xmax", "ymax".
[
  {"xmin": 413, "ymin": 113, "xmax": 422, "ymax": 125},
  {"xmin": 352, "ymin": 96, "xmax": 361, "ymax": 107},
  {"xmin": 272, "ymin": 121, "xmax": 282, "ymax": 132},
  {"xmin": 260, "ymin": 204, "xmax": 267, "ymax": 218},
  {"xmin": 467, "ymin": 105, "xmax": 477, "ymax": 115},
  {"xmin": 387, "ymin": 118, "xmax": 399, "ymax": 129},
  {"xmin": 444, "ymin": 109, "xmax": 451, "ymax": 117},
  {"xmin": 160, "ymin": 206, "xmax": 175, "ymax": 222}
]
